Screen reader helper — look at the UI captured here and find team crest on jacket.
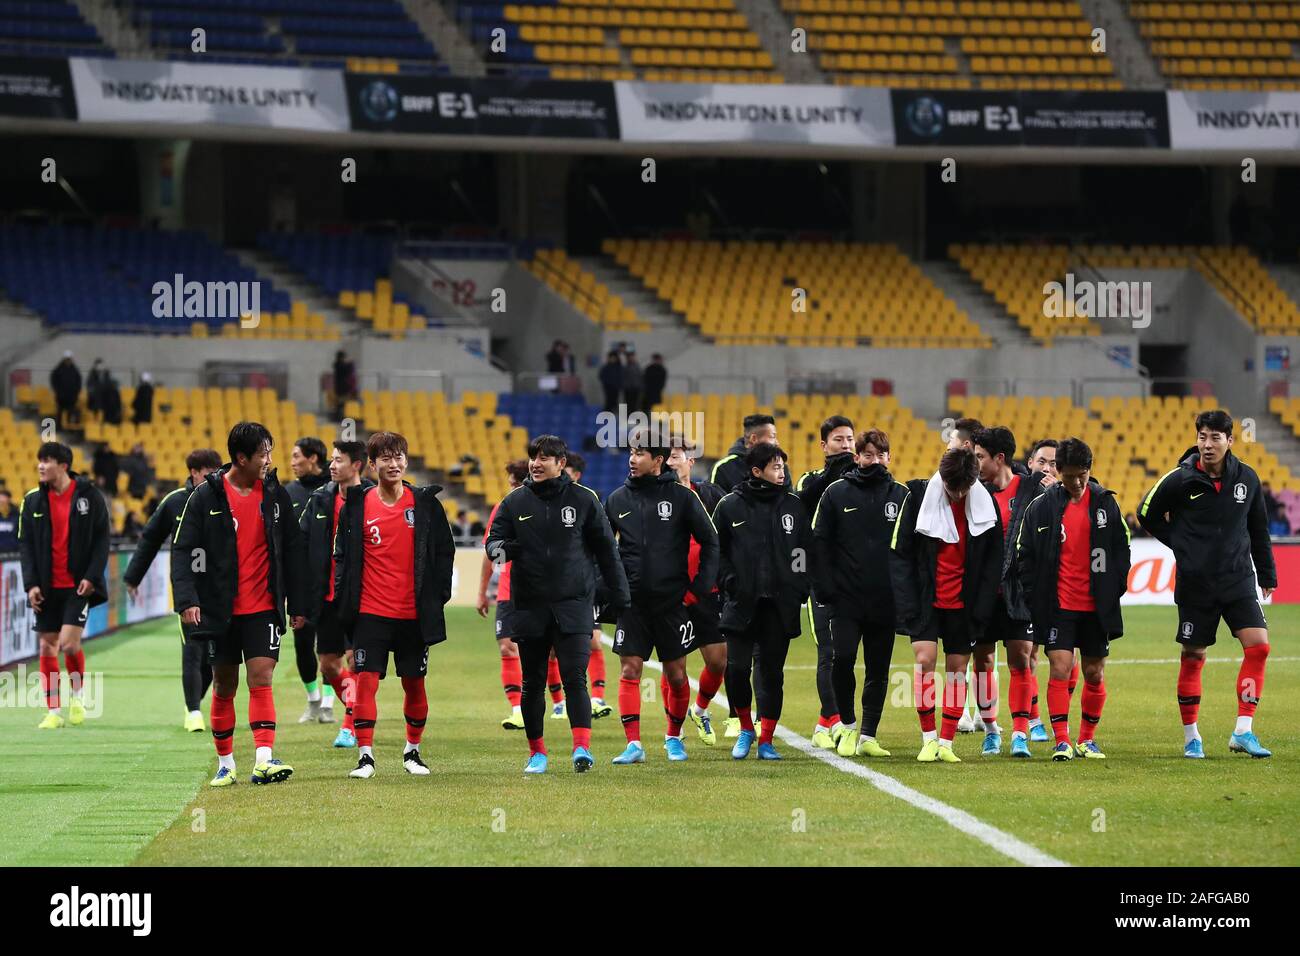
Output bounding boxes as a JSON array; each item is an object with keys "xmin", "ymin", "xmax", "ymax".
[
  {"xmin": 884, "ymin": 501, "xmax": 899, "ymax": 521},
  {"xmin": 781, "ymin": 513, "xmax": 794, "ymax": 533},
  {"xmin": 657, "ymin": 500, "xmax": 672, "ymax": 520},
  {"xmin": 1095, "ymin": 508, "xmax": 1107, "ymax": 528},
  {"xmin": 273, "ymin": 502, "xmax": 280, "ymax": 521},
  {"xmin": 355, "ymin": 648, "xmax": 367, "ymax": 666},
  {"xmin": 404, "ymin": 507, "xmax": 415, "ymax": 527},
  {"xmin": 561, "ymin": 505, "xmax": 577, "ymax": 527},
  {"xmin": 1233, "ymin": 482, "xmax": 1247, "ymax": 502},
  {"xmin": 76, "ymin": 497, "xmax": 89, "ymax": 515}
]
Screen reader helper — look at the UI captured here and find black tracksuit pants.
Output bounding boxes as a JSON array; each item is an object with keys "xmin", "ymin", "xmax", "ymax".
[
  {"xmin": 830, "ymin": 613, "xmax": 895, "ymax": 735},
  {"xmin": 519, "ymin": 619, "xmax": 592, "ymax": 740},
  {"xmin": 182, "ymin": 638, "xmax": 212, "ymax": 712},
  {"xmin": 724, "ymin": 600, "xmax": 792, "ymax": 722}
]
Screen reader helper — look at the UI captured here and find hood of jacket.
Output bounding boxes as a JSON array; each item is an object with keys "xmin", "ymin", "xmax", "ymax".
[
  {"xmin": 524, "ymin": 471, "xmax": 573, "ymax": 500},
  {"xmin": 735, "ymin": 475, "xmax": 786, "ymax": 502},
  {"xmin": 624, "ymin": 470, "xmax": 680, "ymax": 492},
  {"xmin": 841, "ymin": 462, "xmax": 893, "ymax": 488}
]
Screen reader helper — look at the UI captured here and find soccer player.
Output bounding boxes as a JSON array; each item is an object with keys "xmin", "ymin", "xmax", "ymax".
[
  {"xmin": 123, "ymin": 448, "xmax": 222, "ymax": 731},
  {"xmin": 484, "ymin": 435, "xmax": 629, "ymax": 774},
  {"xmin": 890, "ymin": 448, "xmax": 1002, "ymax": 763},
  {"xmin": 1138, "ymin": 410, "xmax": 1277, "ymax": 758},
  {"xmin": 171, "ymin": 423, "xmax": 306, "ymax": 786},
  {"xmin": 1024, "ymin": 436, "xmax": 1062, "ymax": 735},
  {"xmin": 711, "ymin": 414, "xmax": 792, "ymax": 491},
  {"xmin": 946, "ymin": 417, "xmax": 985, "ymax": 734},
  {"xmin": 713, "ymin": 442, "xmax": 811, "ymax": 760},
  {"xmin": 478, "ymin": 459, "xmax": 529, "ymax": 730},
  {"xmin": 285, "ymin": 437, "xmax": 332, "ymax": 724},
  {"xmin": 666, "ymin": 437, "xmax": 728, "ymax": 745},
  {"xmin": 1027, "ymin": 439, "xmax": 1059, "ymax": 482},
  {"xmin": 1018, "ymin": 438, "xmax": 1129, "ymax": 760},
  {"xmin": 301, "ymin": 439, "xmax": 372, "ymax": 748},
  {"xmin": 795, "ymin": 415, "xmax": 858, "ymax": 749},
  {"xmin": 562, "ymin": 452, "xmax": 610, "ymax": 720},
  {"xmin": 333, "ymin": 431, "xmax": 455, "ymax": 778},
  {"xmin": 972, "ymin": 426, "xmax": 1053, "ymax": 756},
  {"xmin": 811, "ymin": 428, "xmax": 907, "ymax": 758},
  {"xmin": 20, "ymin": 442, "xmax": 110, "ymax": 730},
  {"xmin": 605, "ymin": 431, "xmax": 718, "ymax": 764}
]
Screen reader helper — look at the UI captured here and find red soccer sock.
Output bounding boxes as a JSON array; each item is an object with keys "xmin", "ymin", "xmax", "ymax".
[
  {"xmin": 248, "ymin": 685, "xmax": 276, "ymax": 751},
  {"xmin": 353, "ymin": 671, "xmax": 379, "ymax": 748},
  {"xmin": 1029, "ymin": 671, "xmax": 1041, "ymax": 722},
  {"xmin": 817, "ymin": 713, "xmax": 839, "ymax": 729},
  {"xmin": 759, "ymin": 717, "xmax": 777, "ymax": 745},
  {"xmin": 736, "ymin": 707, "xmax": 755, "ymax": 733},
  {"xmin": 547, "ymin": 656, "xmax": 563, "ymax": 704},
  {"xmin": 914, "ymin": 669, "xmax": 936, "ymax": 734},
  {"xmin": 210, "ymin": 692, "xmax": 236, "ymax": 756},
  {"xmin": 695, "ymin": 666, "xmax": 723, "ymax": 710},
  {"xmin": 62, "ymin": 649, "xmax": 85, "ymax": 697},
  {"xmin": 401, "ymin": 676, "xmax": 428, "ymax": 745},
  {"xmin": 618, "ymin": 677, "xmax": 641, "ymax": 742},
  {"xmin": 572, "ymin": 726, "xmax": 591, "ymax": 751},
  {"xmin": 1078, "ymin": 679, "xmax": 1106, "ymax": 743},
  {"xmin": 1009, "ymin": 667, "xmax": 1031, "ymax": 735},
  {"xmin": 1047, "ymin": 677, "xmax": 1072, "ymax": 745},
  {"xmin": 664, "ymin": 679, "xmax": 690, "ymax": 737},
  {"xmin": 588, "ymin": 647, "xmax": 606, "ymax": 701},
  {"xmin": 974, "ymin": 661, "xmax": 998, "ymax": 722},
  {"xmin": 341, "ymin": 667, "xmax": 356, "ymax": 732},
  {"xmin": 939, "ymin": 671, "xmax": 967, "ymax": 742},
  {"xmin": 39, "ymin": 655, "xmax": 60, "ymax": 711},
  {"xmin": 1068, "ymin": 659, "xmax": 1080, "ymax": 695},
  {"xmin": 1237, "ymin": 644, "xmax": 1269, "ymax": 718},
  {"xmin": 528, "ymin": 736, "xmax": 547, "ymax": 756},
  {"xmin": 1177, "ymin": 655, "xmax": 1204, "ymax": 727},
  {"xmin": 500, "ymin": 656, "xmax": 522, "ymax": 708}
]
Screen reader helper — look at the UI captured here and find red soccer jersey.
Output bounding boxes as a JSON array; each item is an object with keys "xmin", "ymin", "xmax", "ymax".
[
  {"xmin": 993, "ymin": 474, "xmax": 1020, "ymax": 540},
  {"xmin": 1194, "ymin": 459, "xmax": 1223, "ymax": 493},
  {"xmin": 933, "ymin": 499, "xmax": 967, "ymax": 610},
  {"xmin": 486, "ymin": 500, "xmax": 511, "ymax": 601},
  {"xmin": 226, "ymin": 474, "xmax": 273, "ymax": 616},
  {"xmin": 326, "ymin": 489, "xmax": 346, "ymax": 603},
  {"xmin": 49, "ymin": 482, "xmax": 75, "ymax": 588},
  {"xmin": 360, "ymin": 485, "xmax": 416, "ymax": 620},
  {"xmin": 1057, "ymin": 486, "xmax": 1096, "ymax": 612}
]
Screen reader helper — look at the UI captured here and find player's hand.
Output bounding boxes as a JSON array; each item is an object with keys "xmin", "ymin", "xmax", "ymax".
[
  {"xmin": 1040, "ymin": 472, "xmax": 1058, "ymax": 486},
  {"xmin": 476, "ymin": 593, "xmax": 489, "ymax": 617},
  {"xmin": 290, "ymin": 615, "xmax": 307, "ymax": 630},
  {"xmin": 1262, "ymin": 587, "xmax": 1275, "ymax": 600},
  {"xmin": 76, "ymin": 578, "xmax": 93, "ymax": 597},
  {"xmin": 126, "ymin": 583, "xmax": 139, "ymax": 602},
  {"xmin": 182, "ymin": 606, "xmax": 201, "ymax": 626},
  {"xmin": 27, "ymin": 586, "xmax": 43, "ymax": 610}
]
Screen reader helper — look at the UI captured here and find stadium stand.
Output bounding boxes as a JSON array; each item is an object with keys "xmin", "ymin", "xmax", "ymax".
[
  {"xmin": 783, "ymin": 0, "xmax": 1120, "ymax": 90},
  {"xmin": 606, "ymin": 238, "xmax": 989, "ymax": 346},
  {"xmin": 461, "ymin": 0, "xmax": 778, "ymax": 83},
  {"xmin": 525, "ymin": 249, "xmax": 650, "ymax": 332},
  {"xmin": 951, "ymin": 243, "xmax": 1102, "ymax": 341},
  {"xmin": 0, "ymin": 0, "xmax": 112, "ymax": 59},
  {"xmin": 1130, "ymin": 0, "xmax": 1300, "ymax": 90}
]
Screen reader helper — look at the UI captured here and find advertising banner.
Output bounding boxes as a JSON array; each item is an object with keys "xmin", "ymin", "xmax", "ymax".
[
  {"xmin": 1167, "ymin": 90, "xmax": 1300, "ymax": 151},
  {"xmin": 0, "ymin": 56, "xmax": 77, "ymax": 120},
  {"xmin": 347, "ymin": 74, "xmax": 619, "ymax": 138},
  {"xmin": 893, "ymin": 90, "xmax": 1169, "ymax": 147},
  {"xmin": 1123, "ymin": 538, "xmax": 1282, "ymax": 606},
  {"xmin": 615, "ymin": 81, "xmax": 894, "ymax": 146},
  {"xmin": 69, "ymin": 57, "xmax": 349, "ymax": 130}
]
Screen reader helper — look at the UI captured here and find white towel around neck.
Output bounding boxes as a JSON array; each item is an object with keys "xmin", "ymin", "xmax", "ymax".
[{"xmin": 915, "ymin": 471, "xmax": 997, "ymax": 543}]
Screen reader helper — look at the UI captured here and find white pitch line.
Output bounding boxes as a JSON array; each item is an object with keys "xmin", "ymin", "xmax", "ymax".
[
  {"xmin": 783, "ymin": 656, "xmax": 1300, "ymax": 671},
  {"xmin": 602, "ymin": 636, "xmax": 1070, "ymax": 868}
]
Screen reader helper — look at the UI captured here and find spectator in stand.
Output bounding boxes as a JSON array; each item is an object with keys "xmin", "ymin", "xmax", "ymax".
[
  {"xmin": 86, "ymin": 359, "xmax": 108, "ymax": 418},
  {"xmin": 452, "ymin": 510, "xmax": 472, "ymax": 544},
  {"xmin": 101, "ymin": 373, "xmax": 123, "ymax": 425},
  {"xmin": 1125, "ymin": 512, "xmax": 1145, "ymax": 539},
  {"xmin": 121, "ymin": 443, "xmax": 155, "ymax": 499},
  {"xmin": 0, "ymin": 488, "xmax": 18, "ymax": 552},
  {"xmin": 643, "ymin": 353, "xmax": 667, "ymax": 412},
  {"xmin": 545, "ymin": 340, "xmax": 566, "ymax": 374},
  {"xmin": 50, "ymin": 351, "xmax": 82, "ymax": 430},
  {"xmin": 623, "ymin": 348, "xmax": 644, "ymax": 413},
  {"xmin": 599, "ymin": 350, "xmax": 623, "ymax": 414},
  {"xmin": 1262, "ymin": 482, "xmax": 1281, "ymax": 517},
  {"xmin": 92, "ymin": 443, "xmax": 119, "ymax": 495},
  {"xmin": 121, "ymin": 510, "xmax": 144, "ymax": 540},
  {"xmin": 1268, "ymin": 508, "xmax": 1291, "ymax": 537},
  {"xmin": 333, "ymin": 350, "xmax": 357, "ymax": 419},
  {"xmin": 133, "ymin": 372, "xmax": 155, "ymax": 425}
]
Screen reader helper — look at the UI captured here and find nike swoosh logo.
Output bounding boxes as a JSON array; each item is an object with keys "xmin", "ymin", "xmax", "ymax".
[
  {"xmin": 31, "ymin": 513, "xmax": 43, "ymax": 518},
  {"xmin": 315, "ymin": 514, "xmax": 327, "ymax": 519},
  {"xmin": 366, "ymin": 517, "xmax": 382, "ymax": 525},
  {"xmin": 732, "ymin": 521, "xmax": 745, "ymax": 527},
  {"xmin": 1190, "ymin": 493, "xmax": 1205, "ymax": 500},
  {"xmin": 844, "ymin": 507, "xmax": 858, "ymax": 512},
  {"xmin": 519, "ymin": 515, "xmax": 533, "ymax": 522},
  {"xmin": 1038, "ymin": 526, "xmax": 1049, "ymax": 532},
  {"xmin": 210, "ymin": 510, "xmax": 223, "ymax": 516},
  {"xmin": 618, "ymin": 511, "xmax": 632, "ymax": 519}
]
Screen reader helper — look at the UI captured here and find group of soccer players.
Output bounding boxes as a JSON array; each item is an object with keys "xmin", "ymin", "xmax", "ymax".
[{"xmin": 18, "ymin": 403, "xmax": 1276, "ymax": 781}]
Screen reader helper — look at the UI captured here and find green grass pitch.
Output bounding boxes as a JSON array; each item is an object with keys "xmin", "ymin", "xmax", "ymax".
[{"xmin": 0, "ymin": 606, "xmax": 1295, "ymax": 867}]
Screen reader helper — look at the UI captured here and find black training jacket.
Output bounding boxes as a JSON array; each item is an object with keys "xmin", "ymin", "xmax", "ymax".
[
  {"xmin": 1137, "ymin": 449, "xmax": 1276, "ymax": 606},
  {"xmin": 484, "ymin": 472, "xmax": 630, "ymax": 637},
  {"xmin": 123, "ymin": 479, "xmax": 193, "ymax": 588},
  {"xmin": 713, "ymin": 477, "xmax": 811, "ymax": 637},
  {"xmin": 170, "ymin": 465, "xmax": 305, "ymax": 637},
  {"xmin": 333, "ymin": 481, "xmax": 455, "ymax": 646},
  {"xmin": 299, "ymin": 478, "xmax": 374, "ymax": 622},
  {"xmin": 889, "ymin": 478, "xmax": 1003, "ymax": 641},
  {"xmin": 285, "ymin": 471, "xmax": 329, "ymax": 522},
  {"xmin": 605, "ymin": 469, "xmax": 718, "ymax": 612},
  {"xmin": 796, "ymin": 451, "xmax": 857, "ymax": 515},
  {"xmin": 1016, "ymin": 479, "xmax": 1131, "ymax": 637},
  {"xmin": 18, "ymin": 473, "xmax": 110, "ymax": 606},
  {"xmin": 711, "ymin": 436, "xmax": 793, "ymax": 493},
  {"xmin": 991, "ymin": 467, "xmax": 1051, "ymax": 621},
  {"xmin": 810, "ymin": 463, "xmax": 909, "ymax": 622},
  {"xmin": 691, "ymin": 477, "xmax": 726, "ymax": 517}
]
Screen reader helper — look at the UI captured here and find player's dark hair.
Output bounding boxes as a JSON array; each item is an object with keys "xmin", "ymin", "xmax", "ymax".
[
  {"xmin": 746, "ymin": 441, "xmax": 788, "ymax": 475},
  {"xmin": 1195, "ymin": 409, "xmax": 1233, "ymax": 437},
  {"xmin": 856, "ymin": 428, "xmax": 890, "ymax": 455},
  {"xmin": 227, "ymin": 422, "xmax": 273, "ymax": 464},
  {"xmin": 1056, "ymin": 438, "xmax": 1094, "ymax": 471},
  {"xmin": 294, "ymin": 436, "xmax": 328, "ymax": 466},
  {"xmin": 939, "ymin": 448, "xmax": 979, "ymax": 492},
  {"xmin": 527, "ymin": 434, "xmax": 568, "ymax": 465},
  {"xmin": 628, "ymin": 428, "xmax": 669, "ymax": 468},
  {"xmin": 820, "ymin": 415, "xmax": 854, "ymax": 442},
  {"xmin": 565, "ymin": 451, "xmax": 586, "ymax": 475},
  {"xmin": 504, "ymin": 459, "xmax": 529, "ymax": 484},
  {"xmin": 973, "ymin": 426, "xmax": 1016, "ymax": 465},
  {"xmin": 1029, "ymin": 438, "xmax": 1059, "ymax": 458},
  {"xmin": 186, "ymin": 448, "xmax": 222, "ymax": 473},
  {"xmin": 38, "ymin": 441, "xmax": 73, "ymax": 468},
  {"xmin": 742, "ymin": 414, "xmax": 776, "ymax": 434},
  {"xmin": 668, "ymin": 433, "xmax": 697, "ymax": 455},
  {"xmin": 366, "ymin": 431, "xmax": 408, "ymax": 462},
  {"xmin": 332, "ymin": 440, "xmax": 366, "ymax": 464},
  {"xmin": 952, "ymin": 417, "xmax": 983, "ymax": 445}
]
